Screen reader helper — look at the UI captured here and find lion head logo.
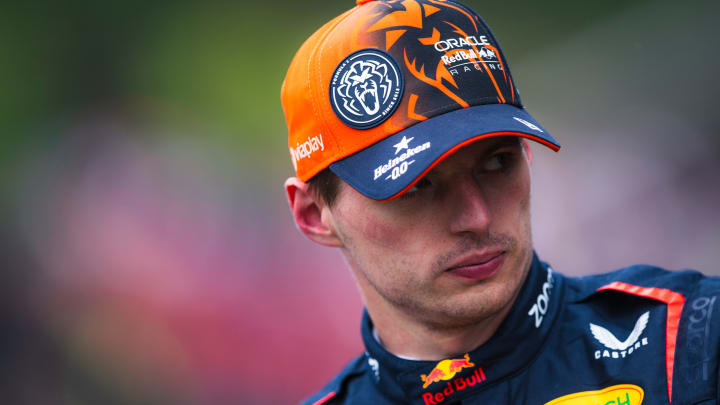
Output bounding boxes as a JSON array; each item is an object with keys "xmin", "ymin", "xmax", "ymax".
[
  {"xmin": 330, "ymin": 49, "xmax": 403, "ymax": 129},
  {"xmin": 337, "ymin": 59, "xmax": 392, "ymax": 116}
]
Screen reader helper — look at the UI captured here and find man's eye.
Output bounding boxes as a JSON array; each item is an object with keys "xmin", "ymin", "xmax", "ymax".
[
  {"xmin": 483, "ymin": 153, "xmax": 509, "ymax": 171},
  {"xmin": 399, "ymin": 177, "xmax": 432, "ymax": 200}
]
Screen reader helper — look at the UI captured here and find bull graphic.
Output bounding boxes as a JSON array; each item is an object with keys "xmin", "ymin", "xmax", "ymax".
[
  {"xmin": 336, "ymin": 59, "xmax": 393, "ymax": 117},
  {"xmin": 420, "ymin": 353, "xmax": 475, "ymax": 389}
]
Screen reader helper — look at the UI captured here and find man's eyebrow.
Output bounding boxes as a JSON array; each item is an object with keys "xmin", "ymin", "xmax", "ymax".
[{"xmin": 483, "ymin": 137, "xmax": 522, "ymax": 153}]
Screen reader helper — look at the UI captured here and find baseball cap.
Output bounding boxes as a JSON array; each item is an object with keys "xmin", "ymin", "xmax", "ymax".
[{"xmin": 281, "ymin": 0, "xmax": 560, "ymax": 201}]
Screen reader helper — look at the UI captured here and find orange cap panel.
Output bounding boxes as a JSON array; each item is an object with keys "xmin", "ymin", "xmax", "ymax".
[{"xmin": 282, "ymin": 9, "xmax": 357, "ymax": 179}]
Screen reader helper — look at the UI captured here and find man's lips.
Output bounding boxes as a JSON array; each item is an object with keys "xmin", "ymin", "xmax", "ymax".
[{"xmin": 445, "ymin": 251, "xmax": 506, "ymax": 281}]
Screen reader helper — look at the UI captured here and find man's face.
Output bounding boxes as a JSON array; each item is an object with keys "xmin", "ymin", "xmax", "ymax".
[{"xmin": 327, "ymin": 137, "xmax": 534, "ymax": 328}]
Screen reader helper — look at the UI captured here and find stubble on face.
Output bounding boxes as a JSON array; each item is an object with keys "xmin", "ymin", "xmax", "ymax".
[
  {"xmin": 330, "ymin": 139, "xmax": 534, "ymax": 331},
  {"xmin": 335, "ymin": 196, "xmax": 533, "ymax": 331}
]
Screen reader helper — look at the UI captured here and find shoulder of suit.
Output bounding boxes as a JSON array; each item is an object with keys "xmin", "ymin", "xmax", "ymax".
[
  {"xmin": 299, "ymin": 353, "xmax": 369, "ymax": 405},
  {"xmin": 561, "ymin": 264, "xmax": 718, "ymax": 302}
]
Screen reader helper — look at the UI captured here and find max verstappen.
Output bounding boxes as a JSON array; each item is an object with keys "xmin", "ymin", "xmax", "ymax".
[{"xmin": 281, "ymin": 0, "xmax": 720, "ymax": 404}]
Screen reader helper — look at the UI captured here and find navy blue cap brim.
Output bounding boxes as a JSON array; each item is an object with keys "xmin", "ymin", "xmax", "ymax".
[{"xmin": 329, "ymin": 103, "xmax": 560, "ymax": 201}]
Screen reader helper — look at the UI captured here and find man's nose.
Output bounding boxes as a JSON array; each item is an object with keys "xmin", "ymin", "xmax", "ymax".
[{"xmin": 446, "ymin": 173, "xmax": 491, "ymax": 236}]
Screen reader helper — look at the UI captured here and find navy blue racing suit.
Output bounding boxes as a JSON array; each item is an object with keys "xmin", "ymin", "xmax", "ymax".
[{"xmin": 302, "ymin": 254, "xmax": 720, "ymax": 404}]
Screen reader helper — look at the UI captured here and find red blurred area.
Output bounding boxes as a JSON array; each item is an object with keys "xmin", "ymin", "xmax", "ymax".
[{"xmin": 16, "ymin": 130, "xmax": 363, "ymax": 404}]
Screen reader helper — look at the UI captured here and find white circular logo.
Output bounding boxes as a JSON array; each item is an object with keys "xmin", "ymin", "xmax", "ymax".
[{"xmin": 329, "ymin": 49, "xmax": 404, "ymax": 129}]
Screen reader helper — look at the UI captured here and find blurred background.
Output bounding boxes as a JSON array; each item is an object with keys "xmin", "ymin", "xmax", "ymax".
[{"xmin": 2, "ymin": 0, "xmax": 719, "ymax": 403}]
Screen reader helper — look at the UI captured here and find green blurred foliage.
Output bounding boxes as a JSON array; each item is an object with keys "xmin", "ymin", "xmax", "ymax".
[
  {"xmin": 1, "ymin": 0, "xmax": 643, "ymax": 162},
  {"xmin": 0, "ymin": 0, "xmax": 652, "ymax": 224}
]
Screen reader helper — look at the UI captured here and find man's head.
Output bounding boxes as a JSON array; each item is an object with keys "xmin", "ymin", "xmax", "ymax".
[
  {"xmin": 287, "ymin": 136, "xmax": 534, "ymax": 329},
  {"xmin": 282, "ymin": 0, "xmax": 560, "ymax": 328}
]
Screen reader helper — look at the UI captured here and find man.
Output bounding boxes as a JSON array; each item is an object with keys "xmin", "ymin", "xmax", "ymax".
[{"xmin": 281, "ymin": 0, "xmax": 720, "ymax": 404}]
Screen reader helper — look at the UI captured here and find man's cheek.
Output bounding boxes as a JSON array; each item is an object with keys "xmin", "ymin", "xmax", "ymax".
[
  {"xmin": 359, "ymin": 216, "xmax": 410, "ymax": 247},
  {"xmin": 491, "ymin": 179, "xmax": 530, "ymax": 226}
]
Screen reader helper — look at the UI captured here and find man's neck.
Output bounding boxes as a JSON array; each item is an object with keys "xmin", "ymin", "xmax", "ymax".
[{"xmin": 366, "ymin": 296, "xmax": 517, "ymax": 361}]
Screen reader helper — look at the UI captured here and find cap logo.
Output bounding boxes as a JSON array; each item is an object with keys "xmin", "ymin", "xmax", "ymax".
[
  {"xmin": 329, "ymin": 49, "xmax": 404, "ymax": 129},
  {"xmin": 373, "ymin": 136, "xmax": 431, "ymax": 181},
  {"xmin": 513, "ymin": 117, "xmax": 543, "ymax": 132}
]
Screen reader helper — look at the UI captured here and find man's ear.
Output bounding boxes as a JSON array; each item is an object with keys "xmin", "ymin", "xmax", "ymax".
[{"xmin": 284, "ymin": 177, "xmax": 343, "ymax": 247}]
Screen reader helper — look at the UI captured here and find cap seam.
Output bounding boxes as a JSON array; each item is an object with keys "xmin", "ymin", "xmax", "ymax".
[
  {"xmin": 467, "ymin": 2, "xmax": 522, "ymax": 105},
  {"xmin": 309, "ymin": 6, "xmax": 365, "ymax": 165},
  {"xmin": 299, "ymin": 8, "xmax": 356, "ymax": 180},
  {"xmin": 407, "ymin": 96, "xmax": 518, "ymax": 125}
]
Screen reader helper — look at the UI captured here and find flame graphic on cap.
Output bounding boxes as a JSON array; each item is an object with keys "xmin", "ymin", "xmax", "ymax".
[{"xmin": 364, "ymin": 0, "xmax": 515, "ymax": 121}]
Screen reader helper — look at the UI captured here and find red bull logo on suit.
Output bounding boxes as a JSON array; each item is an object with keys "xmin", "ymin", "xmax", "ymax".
[{"xmin": 419, "ymin": 353, "xmax": 486, "ymax": 404}]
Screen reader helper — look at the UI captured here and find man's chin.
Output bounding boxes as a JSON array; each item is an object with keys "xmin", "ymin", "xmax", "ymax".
[
  {"xmin": 410, "ymin": 289, "xmax": 513, "ymax": 329},
  {"xmin": 429, "ymin": 264, "xmax": 529, "ymax": 326}
]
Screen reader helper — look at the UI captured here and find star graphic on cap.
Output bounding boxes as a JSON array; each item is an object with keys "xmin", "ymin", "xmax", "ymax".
[{"xmin": 393, "ymin": 136, "xmax": 414, "ymax": 154}]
